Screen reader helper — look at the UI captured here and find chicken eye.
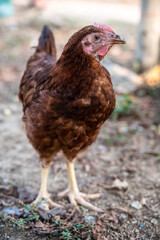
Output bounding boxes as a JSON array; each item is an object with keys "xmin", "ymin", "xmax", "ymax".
[{"xmin": 94, "ymin": 35, "xmax": 101, "ymax": 41}]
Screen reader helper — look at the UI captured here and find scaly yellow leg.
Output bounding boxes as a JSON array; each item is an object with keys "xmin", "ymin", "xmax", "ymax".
[
  {"xmin": 58, "ymin": 158, "xmax": 103, "ymax": 212},
  {"xmin": 32, "ymin": 162, "xmax": 61, "ymax": 210}
]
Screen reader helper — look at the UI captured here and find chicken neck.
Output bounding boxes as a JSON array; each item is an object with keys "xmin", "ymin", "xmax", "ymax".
[{"xmin": 54, "ymin": 44, "xmax": 102, "ymax": 96}]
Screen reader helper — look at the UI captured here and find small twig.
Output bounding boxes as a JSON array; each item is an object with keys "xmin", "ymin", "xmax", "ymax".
[
  {"xmin": 0, "ymin": 193, "xmax": 13, "ymax": 199},
  {"xmin": 0, "ymin": 193, "xmax": 24, "ymax": 205},
  {"xmin": 99, "ymin": 183, "xmax": 129, "ymax": 194},
  {"xmin": 65, "ymin": 207, "xmax": 79, "ymax": 222},
  {"xmin": 107, "ymin": 207, "xmax": 133, "ymax": 216},
  {"xmin": 144, "ymin": 151, "xmax": 160, "ymax": 156},
  {"xmin": 99, "ymin": 183, "xmax": 114, "ymax": 190},
  {"xmin": 99, "ymin": 214, "xmax": 117, "ymax": 223},
  {"xmin": 0, "ymin": 185, "xmax": 11, "ymax": 190},
  {"xmin": 4, "ymin": 216, "xmax": 29, "ymax": 229}
]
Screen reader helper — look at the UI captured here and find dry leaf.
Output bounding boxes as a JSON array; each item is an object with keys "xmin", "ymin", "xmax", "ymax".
[{"xmin": 112, "ymin": 179, "xmax": 129, "ymax": 191}]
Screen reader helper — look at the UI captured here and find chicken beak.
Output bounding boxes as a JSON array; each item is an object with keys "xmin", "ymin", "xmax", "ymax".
[{"xmin": 108, "ymin": 33, "xmax": 126, "ymax": 45}]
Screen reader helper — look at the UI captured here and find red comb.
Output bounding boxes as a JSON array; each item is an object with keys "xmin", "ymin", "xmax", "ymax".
[{"xmin": 93, "ymin": 23, "xmax": 115, "ymax": 33}]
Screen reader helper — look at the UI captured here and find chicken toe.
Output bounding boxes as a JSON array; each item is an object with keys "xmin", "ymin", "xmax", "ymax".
[
  {"xmin": 58, "ymin": 189, "xmax": 102, "ymax": 212},
  {"xmin": 32, "ymin": 195, "xmax": 62, "ymax": 210},
  {"xmin": 73, "ymin": 194, "xmax": 103, "ymax": 212}
]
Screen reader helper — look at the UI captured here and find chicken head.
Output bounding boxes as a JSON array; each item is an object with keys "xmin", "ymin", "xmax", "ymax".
[{"xmin": 82, "ymin": 22, "xmax": 125, "ymax": 59}]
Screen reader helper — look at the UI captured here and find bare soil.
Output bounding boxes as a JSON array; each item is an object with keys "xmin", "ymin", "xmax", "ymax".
[{"xmin": 0, "ymin": 1, "xmax": 160, "ymax": 239}]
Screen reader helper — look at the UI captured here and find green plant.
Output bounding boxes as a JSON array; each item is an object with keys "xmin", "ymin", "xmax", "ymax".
[
  {"xmin": 112, "ymin": 94, "xmax": 136, "ymax": 120},
  {"xmin": 61, "ymin": 228, "xmax": 73, "ymax": 240},
  {"xmin": 4, "ymin": 204, "xmax": 40, "ymax": 229}
]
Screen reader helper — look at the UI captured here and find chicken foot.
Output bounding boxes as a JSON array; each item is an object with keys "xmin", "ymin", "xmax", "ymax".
[
  {"xmin": 58, "ymin": 159, "xmax": 103, "ymax": 212},
  {"xmin": 58, "ymin": 188, "xmax": 100, "ymax": 199},
  {"xmin": 32, "ymin": 163, "xmax": 62, "ymax": 210}
]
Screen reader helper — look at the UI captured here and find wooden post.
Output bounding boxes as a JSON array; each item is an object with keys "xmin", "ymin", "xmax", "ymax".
[{"xmin": 135, "ymin": 0, "xmax": 160, "ymax": 72}]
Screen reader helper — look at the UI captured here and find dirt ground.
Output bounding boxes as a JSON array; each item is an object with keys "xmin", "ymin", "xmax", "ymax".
[{"xmin": 0, "ymin": 0, "xmax": 160, "ymax": 239}]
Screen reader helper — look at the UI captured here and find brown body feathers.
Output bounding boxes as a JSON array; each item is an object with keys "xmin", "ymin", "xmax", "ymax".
[{"xmin": 19, "ymin": 25, "xmax": 115, "ymax": 161}]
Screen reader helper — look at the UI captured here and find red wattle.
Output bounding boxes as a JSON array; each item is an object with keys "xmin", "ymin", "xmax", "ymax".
[{"xmin": 97, "ymin": 45, "xmax": 109, "ymax": 56}]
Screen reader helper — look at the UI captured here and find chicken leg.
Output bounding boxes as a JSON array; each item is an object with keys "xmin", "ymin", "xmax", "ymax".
[
  {"xmin": 32, "ymin": 162, "xmax": 61, "ymax": 210},
  {"xmin": 58, "ymin": 159, "xmax": 103, "ymax": 212}
]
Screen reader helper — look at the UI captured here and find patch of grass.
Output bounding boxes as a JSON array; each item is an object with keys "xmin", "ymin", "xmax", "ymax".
[
  {"xmin": 60, "ymin": 222, "xmax": 94, "ymax": 240},
  {"xmin": 4, "ymin": 33, "xmax": 29, "ymax": 47},
  {"xmin": 105, "ymin": 137, "xmax": 115, "ymax": 145},
  {"xmin": 112, "ymin": 94, "xmax": 136, "ymax": 120},
  {"xmin": 79, "ymin": 206, "xmax": 86, "ymax": 212},
  {"xmin": 135, "ymin": 86, "xmax": 160, "ymax": 99},
  {"xmin": 3, "ymin": 204, "xmax": 39, "ymax": 229},
  {"xmin": 2, "ymin": 204, "xmax": 96, "ymax": 239},
  {"xmin": 61, "ymin": 228, "xmax": 73, "ymax": 239},
  {"xmin": 105, "ymin": 134, "xmax": 132, "ymax": 146},
  {"xmin": 146, "ymin": 86, "xmax": 160, "ymax": 99}
]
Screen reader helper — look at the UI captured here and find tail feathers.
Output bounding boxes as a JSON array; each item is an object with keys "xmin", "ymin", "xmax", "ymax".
[{"xmin": 36, "ymin": 25, "xmax": 56, "ymax": 60}]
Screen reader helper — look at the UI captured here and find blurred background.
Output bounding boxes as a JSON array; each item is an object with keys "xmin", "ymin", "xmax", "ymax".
[
  {"xmin": 0, "ymin": 0, "xmax": 160, "ymax": 99},
  {"xmin": 0, "ymin": 0, "xmax": 160, "ymax": 238}
]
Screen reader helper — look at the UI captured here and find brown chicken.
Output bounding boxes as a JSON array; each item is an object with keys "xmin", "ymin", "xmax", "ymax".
[{"xmin": 19, "ymin": 23, "xmax": 125, "ymax": 212}]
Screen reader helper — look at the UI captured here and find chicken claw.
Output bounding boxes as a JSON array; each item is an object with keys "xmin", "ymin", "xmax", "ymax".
[
  {"xmin": 58, "ymin": 189, "xmax": 103, "ymax": 212},
  {"xmin": 72, "ymin": 194, "xmax": 103, "ymax": 212},
  {"xmin": 58, "ymin": 189, "xmax": 100, "ymax": 199},
  {"xmin": 32, "ymin": 195, "xmax": 62, "ymax": 210}
]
